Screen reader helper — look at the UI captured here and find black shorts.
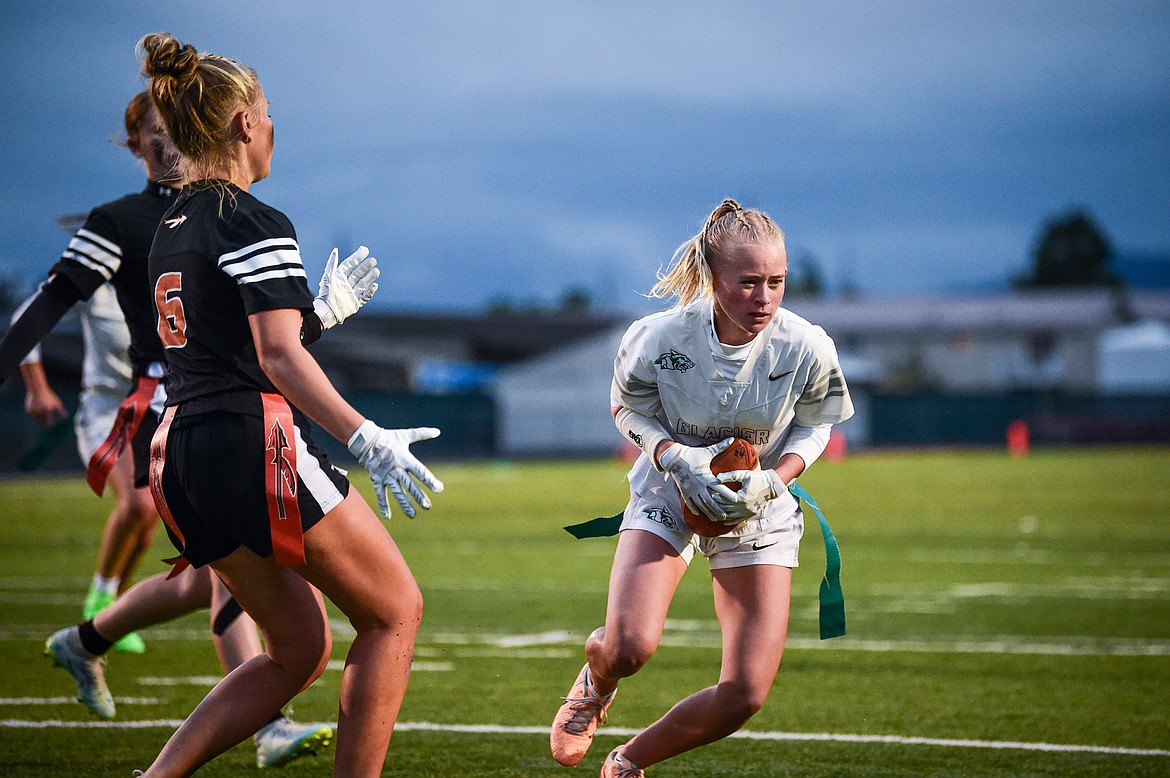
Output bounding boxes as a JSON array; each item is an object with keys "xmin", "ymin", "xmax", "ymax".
[
  {"xmin": 130, "ymin": 410, "xmax": 158, "ymax": 489},
  {"xmin": 155, "ymin": 406, "xmax": 350, "ymax": 568}
]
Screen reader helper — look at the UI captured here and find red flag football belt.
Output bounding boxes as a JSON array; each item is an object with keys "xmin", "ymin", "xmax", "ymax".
[
  {"xmin": 148, "ymin": 405, "xmax": 189, "ymax": 579},
  {"xmin": 262, "ymin": 393, "xmax": 306, "ymax": 566},
  {"xmin": 148, "ymin": 395, "xmax": 306, "ymax": 577},
  {"xmin": 86, "ymin": 376, "xmax": 160, "ymax": 496}
]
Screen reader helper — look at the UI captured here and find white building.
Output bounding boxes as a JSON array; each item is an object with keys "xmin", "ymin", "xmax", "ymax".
[{"xmin": 490, "ymin": 289, "xmax": 1170, "ymax": 456}]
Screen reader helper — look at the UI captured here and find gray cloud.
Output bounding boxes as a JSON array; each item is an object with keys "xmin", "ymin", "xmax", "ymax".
[{"xmin": 0, "ymin": 1, "xmax": 1166, "ymax": 311}]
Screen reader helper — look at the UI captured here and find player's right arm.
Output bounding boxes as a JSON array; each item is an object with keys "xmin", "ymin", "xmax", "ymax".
[
  {"xmin": 18, "ymin": 360, "xmax": 67, "ymax": 425},
  {"xmin": 0, "ymin": 275, "xmax": 84, "ymax": 384},
  {"xmin": 612, "ymin": 404, "xmax": 673, "ymax": 469},
  {"xmin": 1, "ymin": 209, "xmax": 124, "ymax": 383},
  {"xmin": 250, "ymin": 308, "xmax": 441, "ymax": 520}
]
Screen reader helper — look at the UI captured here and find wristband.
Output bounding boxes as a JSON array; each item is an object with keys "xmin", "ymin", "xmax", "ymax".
[
  {"xmin": 346, "ymin": 419, "xmax": 379, "ymax": 459},
  {"xmin": 614, "ymin": 406, "xmax": 673, "ymax": 470}
]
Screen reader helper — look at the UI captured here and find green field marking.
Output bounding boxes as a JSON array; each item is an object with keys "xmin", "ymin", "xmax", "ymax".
[{"xmin": 2, "ymin": 447, "xmax": 1168, "ymax": 776}]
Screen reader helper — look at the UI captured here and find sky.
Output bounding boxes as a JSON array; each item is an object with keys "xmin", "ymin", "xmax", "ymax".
[{"xmin": 0, "ymin": 1, "xmax": 1167, "ymax": 315}]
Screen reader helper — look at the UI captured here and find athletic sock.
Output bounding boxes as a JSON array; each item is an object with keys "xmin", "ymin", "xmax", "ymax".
[
  {"xmin": 90, "ymin": 574, "xmax": 119, "ymax": 596},
  {"xmin": 78, "ymin": 620, "xmax": 114, "ymax": 656}
]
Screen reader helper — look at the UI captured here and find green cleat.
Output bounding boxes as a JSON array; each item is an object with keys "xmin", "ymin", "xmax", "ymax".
[
  {"xmin": 82, "ymin": 588, "xmax": 145, "ymax": 654},
  {"xmin": 81, "ymin": 587, "xmax": 114, "ymax": 621}
]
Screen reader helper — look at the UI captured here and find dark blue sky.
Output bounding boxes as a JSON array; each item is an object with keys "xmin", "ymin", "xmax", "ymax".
[{"xmin": 1, "ymin": 1, "xmax": 1166, "ymax": 314}]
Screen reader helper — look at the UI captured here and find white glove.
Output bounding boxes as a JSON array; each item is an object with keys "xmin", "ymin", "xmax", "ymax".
[
  {"xmin": 716, "ymin": 468, "xmax": 786, "ymax": 523},
  {"xmin": 347, "ymin": 420, "xmax": 444, "ymax": 519},
  {"xmin": 658, "ymin": 438, "xmax": 739, "ymax": 523},
  {"xmin": 313, "ymin": 246, "xmax": 380, "ymax": 330}
]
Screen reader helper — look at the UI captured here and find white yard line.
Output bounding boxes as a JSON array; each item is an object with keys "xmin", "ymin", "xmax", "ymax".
[
  {"xmin": 0, "ymin": 718, "xmax": 1164, "ymax": 758},
  {"xmin": 6, "ymin": 623, "xmax": 1169, "ymax": 657},
  {"xmin": 0, "ymin": 696, "xmax": 161, "ymax": 705}
]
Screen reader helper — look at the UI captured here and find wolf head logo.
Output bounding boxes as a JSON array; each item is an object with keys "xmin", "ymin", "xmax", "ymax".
[
  {"xmin": 654, "ymin": 349, "xmax": 695, "ymax": 373},
  {"xmin": 643, "ymin": 506, "xmax": 679, "ymax": 531}
]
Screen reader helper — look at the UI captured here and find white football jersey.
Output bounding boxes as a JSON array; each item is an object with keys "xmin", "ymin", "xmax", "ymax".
[
  {"xmin": 612, "ymin": 299, "xmax": 853, "ymax": 518},
  {"xmin": 79, "ymin": 282, "xmax": 133, "ymax": 393}
]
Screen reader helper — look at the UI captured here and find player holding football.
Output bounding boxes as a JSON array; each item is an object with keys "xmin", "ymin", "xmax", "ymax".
[
  {"xmin": 550, "ymin": 199, "xmax": 853, "ymax": 776},
  {"xmin": 132, "ymin": 32, "xmax": 442, "ymax": 777}
]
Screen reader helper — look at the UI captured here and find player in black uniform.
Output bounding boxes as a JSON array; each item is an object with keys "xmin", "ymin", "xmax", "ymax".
[
  {"xmin": 0, "ymin": 92, "xmax": 177, "ymax": 653},
  {"xmin": 134, "ymin": 33, "xmax": 443, "ymax": 777},
  {"xmin": 24, "ymin": 92, "xmax": 377, "ymax": 768}
]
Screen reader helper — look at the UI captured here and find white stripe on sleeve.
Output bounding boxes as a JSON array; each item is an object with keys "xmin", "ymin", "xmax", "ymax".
[
  {"xmin": 217, "ymin": 239, "xmax": 307, "ymax": 285},
  {"xmin": 63, "ymin": 229, "xmax": 123, "ymax": 280}
]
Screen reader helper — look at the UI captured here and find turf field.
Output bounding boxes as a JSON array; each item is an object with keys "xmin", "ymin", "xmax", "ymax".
[{"xmin": 1, "ymin": 447, "xmax": 1167, "ymax": 776}]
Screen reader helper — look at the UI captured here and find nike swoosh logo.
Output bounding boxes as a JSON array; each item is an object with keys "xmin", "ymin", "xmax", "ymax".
[
  {"xmin": 165, "ymin": 214, "xmax": 187, "ymax": 229},
  {"xmin": 752, "ymin": 541, "xmax": 778, "ymax": 551},
  {"xmin": 768, "ymin": 369, "xmax": 793, "ymax": 381}
]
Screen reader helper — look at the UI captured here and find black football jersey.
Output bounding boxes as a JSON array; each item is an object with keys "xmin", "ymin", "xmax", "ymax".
[
  {"xmin": 148, "ymin": 183, "xmax": 313, "ymax": 408},
  {"xmin": 49, "ymin": 183, "xmax": 178, "ymax": 374}
]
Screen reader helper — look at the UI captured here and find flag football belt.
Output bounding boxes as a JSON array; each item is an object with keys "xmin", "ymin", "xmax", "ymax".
[
  {"xmin": 148, "ymin": 405, "xmax": 189, "ymax": 579},
  {"xmin": 261, "ymin": 392, "xmax": 305, "ymax": 567},
  {"xmin": 86, "ymin": 376, "xmax": 159, "ymax": 496},
  {"xmin": 148, "ymin": 393, "xmax": 306, "ymax": 580},
  {"xmin": 563, "ymin": 480, "xmax": 846, "ymax": 640}
]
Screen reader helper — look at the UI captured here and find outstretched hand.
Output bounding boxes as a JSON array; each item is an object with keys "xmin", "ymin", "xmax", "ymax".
[
  {"xmin": 347, "ymin": 420, "xmax": 444, "ymax": 519},
  {"xmin": 313, "ymin": 246, "xmax": 380, "ymax": 329}
]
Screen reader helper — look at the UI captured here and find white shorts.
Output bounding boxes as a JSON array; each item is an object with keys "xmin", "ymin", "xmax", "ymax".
[
  {"xmin": 619, "ymin": 489, "xmax": 804, "ymax": 570},
  {"xmin": 74, "ymin": 387, "xmax": 123, "ymax": 464}
]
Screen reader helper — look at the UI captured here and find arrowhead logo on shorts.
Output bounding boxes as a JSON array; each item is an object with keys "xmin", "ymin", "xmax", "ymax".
[
  {"xmin": 654, "ymin": 349, "xmax": 695, "ymax": 373},
  {"xmin": 266, "ymin": 420, "xmax": 298, "ymax": 521}
]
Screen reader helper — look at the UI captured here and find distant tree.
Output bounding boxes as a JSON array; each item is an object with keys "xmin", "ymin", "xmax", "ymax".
[
  {"xmin": 785, "ymin": 249, "xmax": 826, "ymax": 299},
  {"xmin": 558, "ymin": 286, "xmax": 591, "ymax": 312},
  {"xmin": 1015, "ymin": 208, "xmax": 1117, "ymax": 288}
]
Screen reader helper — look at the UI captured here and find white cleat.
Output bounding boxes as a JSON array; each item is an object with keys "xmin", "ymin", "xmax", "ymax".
[
  {"xmin": 44, "ymin": 627, "xmax": 115, "ymax": 719},
  {"xmin": 601, "ymin": 747, "xmax": 645, "ymax": 777},
  {"xmin": 254, "ymin": 716, "xmax": 334, "ymax": 768}
]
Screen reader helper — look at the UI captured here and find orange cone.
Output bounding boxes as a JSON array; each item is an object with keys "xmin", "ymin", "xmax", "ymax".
[
  {"xmin": 1006, "ymin": 420, "xmax": 1030, "ymax": 458},
  {"xmin": 823, "ymin": 429, "xmax": 847, "ymax": 462}
]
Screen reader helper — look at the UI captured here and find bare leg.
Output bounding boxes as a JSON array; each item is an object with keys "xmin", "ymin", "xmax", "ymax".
[
  {"xmin": 140, "ymin": 489, "xmax": 420, "ymax": 778},
  {"xmin": 90, "ymin": 564, "xmax": 213, "ymax": 641},
  {"xmin": 87, "ymin": 563, "xmax": 262, "ymax": 676},
  {"xmin": 297, "ymin": 490, "xmax": 422, "ymax": 775},
  {"xmin": 621, "ymin": 564, "xmax": 792, "ymax": 768},
  {"xmin": 139, "ymin": 548, "xmax": 330, "ymax": 776},
  {"xmin": 92, "ymin": 454, "xmax": 157, "ymax": 593},
  {"xmin": 209, "ymin": 573, "xmax": 262, "ymax": 672},
  {"xmin": 585, "ymin": 530, "xmax": 688, "ymax": 696}
]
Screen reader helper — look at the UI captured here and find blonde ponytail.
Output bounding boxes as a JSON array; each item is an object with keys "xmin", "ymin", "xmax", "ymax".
[{"xmin": 649, "ymin": 199, "xmax": 783, "ymax": 306}]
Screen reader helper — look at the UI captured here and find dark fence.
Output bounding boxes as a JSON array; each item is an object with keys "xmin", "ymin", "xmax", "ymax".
[
  {"xmin": 0, "ymin": 388, "xmax": 495, "ymax": 476},
  {"xmin": 870, "ymin": 391, "xmax": 1170, "ymax": 446},
  {"xmin": 3, "ymin": 386, "xmax": 1168, "ymax": 475}
]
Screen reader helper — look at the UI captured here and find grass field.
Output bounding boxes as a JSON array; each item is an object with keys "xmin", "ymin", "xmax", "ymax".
[{"xmin": 1, "ymin": 447, "xmax": 1168, "ymax": 776}]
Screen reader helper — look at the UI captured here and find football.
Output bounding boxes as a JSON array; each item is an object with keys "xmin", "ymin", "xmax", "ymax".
[{"xmin": 681, "ymin": 437, "xmax": 759, "ymax": 537}]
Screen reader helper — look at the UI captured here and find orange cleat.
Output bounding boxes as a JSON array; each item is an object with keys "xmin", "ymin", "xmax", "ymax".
[{"xmin": 550, "ymin": 663, "xmax": 615, "ymax": 766}]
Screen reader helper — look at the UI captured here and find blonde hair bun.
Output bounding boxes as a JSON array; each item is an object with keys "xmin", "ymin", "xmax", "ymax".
[{"xmin": 138, "ymin": 33, "xmax": 199, "ymax": 94}]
